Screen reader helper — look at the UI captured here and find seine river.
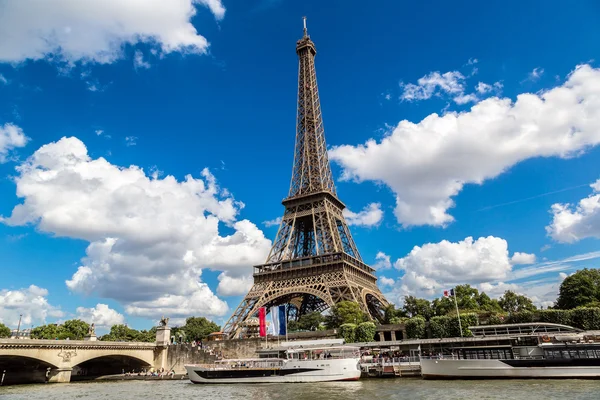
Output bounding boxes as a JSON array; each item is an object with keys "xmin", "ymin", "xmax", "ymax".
[{"xmin": 1, "ymin": 379, "xmax": 600, "ymax": 400}]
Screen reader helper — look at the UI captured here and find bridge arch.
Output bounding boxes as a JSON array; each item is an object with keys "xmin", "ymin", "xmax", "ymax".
[
  {"xmin": 70, "ymin": 349, "xmax": 154, "ymax": 368},
  {"xmin": 0, "ymin": 355, "xmax": 59, "ymax": 385},
  {"xmin": 72, "ymin": 354, "xmax": 153, "ymax": 377}
]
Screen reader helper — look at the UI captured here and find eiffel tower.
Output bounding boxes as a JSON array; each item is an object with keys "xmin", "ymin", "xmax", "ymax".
[{"xmin": 223, "ymin": 18, "xmax": 389, "ymax": 339}]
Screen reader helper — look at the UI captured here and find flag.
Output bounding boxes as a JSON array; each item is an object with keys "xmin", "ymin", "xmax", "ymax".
[
  {"xmin": 444, "ymin": 289, "xmax": 455, "ymax": 297},
  {"xmin": 258, "ymin": 307, "xmax": 267, "ymax": 337},
  {"xmin": 278, "ymin": 305, "xmax": 287, "ymax": 337},
  {"xmin": 269, "ymin": 306, "xmax": 279, "ymax": 336}
]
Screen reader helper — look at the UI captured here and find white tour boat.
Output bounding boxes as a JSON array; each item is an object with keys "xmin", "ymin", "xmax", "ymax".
[
  {"xmin": 185, "ymin": 343, "xmax": 361, "ymax": 384},
  {"xmin": 421, "ymin": 329, "xmax": 600, "ymax": 379}
]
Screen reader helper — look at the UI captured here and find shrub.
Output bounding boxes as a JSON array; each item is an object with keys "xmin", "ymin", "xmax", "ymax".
[
  {"xmin": 405, "ymin": 317, "xmax": 426, "ymax": 339},
  {"xmin": 507, "ymin": 311, "xmax": 534, "ymax": 324},
  {"xmin": 339, "ymin": 323, "xmax": 357, "ymax": 343},
  {"xmin": 538, "ymin": 309, "xmax": 572, "ymax": 326},
  {"xmin": 571, "ymin": 307, "xmax": 600, "ymax": 330},
  {"xmin": 429, "ymin": 313, "xmax": 478, "ymax": 338},
  {"xmin": 355, "ymin": 322, "xmax": 377, "ymax": 342},
  {"xmin": 487, "ymin": 313, "xmax": 508, "ymax": 325}
]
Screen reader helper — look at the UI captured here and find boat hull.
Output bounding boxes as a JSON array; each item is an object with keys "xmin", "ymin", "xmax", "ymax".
[
  {"xmin": 186, "ymin": 358, "xmax": 361, "ymax": 384},
  {"xmin": 421, "ymin": 358, "xmax": 600, "ymax": 379}
]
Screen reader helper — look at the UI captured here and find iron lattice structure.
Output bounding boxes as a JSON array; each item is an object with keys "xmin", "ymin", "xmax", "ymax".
[{"xmin": 223, "ymin": 20, "xmax": 389, "ymax": 339}]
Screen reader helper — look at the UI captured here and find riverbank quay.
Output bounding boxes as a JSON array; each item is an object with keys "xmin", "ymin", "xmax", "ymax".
[{"xmin": 71, "ymin": 373, "xmax": 188, "ymax": 382}]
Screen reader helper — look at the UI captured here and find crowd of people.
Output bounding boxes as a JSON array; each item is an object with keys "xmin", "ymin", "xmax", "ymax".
[{"xmin": 123, "ymin": 367, "xmax": 176, "ymax": 377}]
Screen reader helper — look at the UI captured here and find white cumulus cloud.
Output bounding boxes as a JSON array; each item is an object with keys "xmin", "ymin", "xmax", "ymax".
[
  {"xmin": 547, "ymin": 179, "xmax": 600, "ymax": 243},
  {"xmin": 217, "ymin": 273, "xmax": 253, "ymax": 297},
  {"xmin": 75, "ymin": 303, "xmax": 125, "ymax": 328},
  {"xmin": 378, "ymin": 276, "xmax": 395, "ymax": 287},
  {"xmin": 0, "ymin": 285, "xmax": 64, "ymax": 328},
  {"xmin": 401, "ymin": 71, "xmax": 466, "ymax": 101},
  {"xmin": 133, "ymin": 50, "xmax": 151, "ymax": 69},
  {"xmin": 393, "ymin": 236, "xmax": 513, "ymax": 299},
  {"xmin": 372, "ymin": 251, "xmax": 392, "ymax": 270},
  {"xmin": 263, "ymin": 217, "xmax": 282, "ymax": 228},
  {"xmin": 1, "ymin": 136, "xmax": 272, "ymax": 320},
  {"xmin": 330, "ymin": 64, "xmax": 600, "ymax": 227},
  {"xmin": 0, "ymin": 0, "xmax": 225, "ymax": 64},
  {"xmin": 511, "ymin": 252, "xmax": 536, "ymax": 265},
  {"xmin": 343, "ymin": 203, "xmax": 383, "ymax": 227},
  {"xmin": 0, "ymin": 123, "xmax": 29, "ymax": 163}
]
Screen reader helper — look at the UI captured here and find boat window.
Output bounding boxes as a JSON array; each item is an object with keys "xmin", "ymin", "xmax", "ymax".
[{"xmin": 586, "ymin": 350, "xmax": 596, "ymax": 358}]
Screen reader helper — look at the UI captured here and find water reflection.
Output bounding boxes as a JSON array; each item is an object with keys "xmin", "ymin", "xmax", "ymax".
[{"xmin": 1, "ymin": 379, "xmax": 600, "ymax": 400}]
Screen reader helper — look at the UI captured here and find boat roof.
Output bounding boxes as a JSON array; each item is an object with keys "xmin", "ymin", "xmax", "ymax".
[
  {"xmin": 215, "ymin": 358, "xmax": 282, "ymax": 363},
  {"xmin": 469, "ymin": 322, "xmax": 582, "ymax": 336},
  {"xmin": 279, "ymin": 339, "xmax": 344, "ymax": 347},
  {"xmin": 258, "ymin": 344, "xmax": 359, "ymax": 353}
]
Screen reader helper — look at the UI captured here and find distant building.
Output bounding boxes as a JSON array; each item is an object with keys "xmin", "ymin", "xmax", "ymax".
[{"xmin": 10, "ymin": 328, "xmax": 32, "ymax": 339}]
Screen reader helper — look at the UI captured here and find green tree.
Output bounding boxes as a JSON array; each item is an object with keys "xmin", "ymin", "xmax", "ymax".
[
  {"xmin": 405, "ymin": 316, "xmax": 426, "ymax": 339},
  {"xmin": 101, "ymin": 324, "xmax": 145, "ymax": 342},
  {"xmin": 182, "ymin": 317, "xmax": 220, "ymax": 341},
  {"xmin": 30, "ymin": 320, "xmax": 90, "ymax": 340},
  {"xmin": 499, "ymin": 290, "xmax": 537, "ymax": 313},
  {"xmin": 287, "ymin": 320, "xmax": 300, "ymax": 332},
  {"xmin": 136, "ymin": 327, "xmax": 157, "ymax": 342},
  {"xmin": 556, "ymin": 269, "xmax": 600, "ymax": 309},
  {"xmin": 31, "ymin": 323, "xmax": 62, "ymax": 339},
  {"xmin": 354, "ymin": 322, "xmax": 377, "ymax": 342},
  {"xmin": 325, "ymin": 301, "xmax": 367, "ymax": 328},
  {"xmin": 383, "ymin": 304, "xmax": 406, "ymax": 324},
  {"xmin": 402, "ymin": 296, "xmax": 433, "ymax": 319},
  {"xmin": 477, "ymin": 292, "xmax": 503, "ymax": 312},
  {"xmin": 338, "ymin": 323, "xmax": 357, "ymax": 343},
  {"xmin": 60, "ymin": 319, "xmax": 90, "ymax": 340},
  {"xmin": 0, "ymin": 322, "xmax": 11, "ymax": 338},
  {"xmin": 296, "ymin": 312, "xmax": 325, "ymax": 331},
  {"xmin": 432, "ymin": 285, "xmax": 501, "ymax": 316}
]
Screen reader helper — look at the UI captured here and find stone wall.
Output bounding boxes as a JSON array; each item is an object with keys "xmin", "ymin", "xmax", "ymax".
[
  {"xmin": 164, "ymin": 344, "xmax": 217, "ymax": 373},
  {"xmin": 204, "ymin": 338, "xmax": 265, "ymax": 360}
]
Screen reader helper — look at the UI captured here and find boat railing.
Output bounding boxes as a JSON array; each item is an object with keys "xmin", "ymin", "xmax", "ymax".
[
  {"xmin": 361, "ymin": 356, "xmax": 421, "ymax": 365},
  {"xmin": 193, "ymin": 360, "xmax": 285, "ymax": 370}
]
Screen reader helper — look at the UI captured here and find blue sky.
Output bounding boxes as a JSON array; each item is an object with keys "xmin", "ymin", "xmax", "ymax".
[{"xmin": 1, "ymin": 0, "xmax": 600, "ymax": 332}]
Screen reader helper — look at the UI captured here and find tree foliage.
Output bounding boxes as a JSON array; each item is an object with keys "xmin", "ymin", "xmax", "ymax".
[
  {"xmin": 429, "ymin": 313, "xmax": 478, "ymax": 338},
  {"xmin": 499, "ymin": 290, "xmax": 537, "ymax": 313},
  {"xmin": 405, "ymin": 316, "xmax": 426, "ymax": 339},
  {"xmin": 295, "ymin": 312, "xmax": 325, "ymax": 331},
  {"xmin": 355, "ymin": 322, "xmax": 377, "ymax": 342},
  {"xmin": 325, "ymin": 301, "xmax": 367, "ymax": 328},
  {"xmin": 0, "ymin": 322, "xmax": 11, "ymax": 338},
  {"xmin": 403, "ymin": 296, "xmax": 434, "ymax": 319},
  {"xmin": 31, "ymin": 319, "xmax": 90, "ymax": 340},
  {"xmin": 383, "ymin": 304, "xmax": 406, "ymax": 324},
  {"xmin": 338, "ymin": 323, "xmax": 357, "ymax": 343},
  {"xmin": 556, "ymin": 269, "xmax": 600, "ymax": 309},
  {"xmin": 182, "ymin": 317, "xmax": 220, "ymax": 341},
  {"xmin": 100, "ymin": 324, "xmax": 156, "ymax": 342}
]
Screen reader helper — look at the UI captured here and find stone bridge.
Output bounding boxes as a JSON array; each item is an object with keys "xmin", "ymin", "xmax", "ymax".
[
  {"xmin": 0, "ymin": 327, "xmax": 173, "ymax": 384},
  {"xmin": 0, "ymin": 338, "xmax": 165, "ymax": 383}
]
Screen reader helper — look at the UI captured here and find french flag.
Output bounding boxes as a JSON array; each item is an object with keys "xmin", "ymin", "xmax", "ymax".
[{"xmin": 443, "ymin": 288, "xmax": 455, "ymax": 297}]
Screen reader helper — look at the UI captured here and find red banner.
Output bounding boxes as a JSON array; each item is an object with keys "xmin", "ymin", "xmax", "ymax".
[{"xmin": 258, "ymin": 307, "xmax": 266, "ymax": 337}]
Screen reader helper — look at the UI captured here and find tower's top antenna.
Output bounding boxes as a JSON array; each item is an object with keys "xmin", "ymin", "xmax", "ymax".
[{"xmin": 302, "ymin": 16, "xmax": 307, "ymax": 37}]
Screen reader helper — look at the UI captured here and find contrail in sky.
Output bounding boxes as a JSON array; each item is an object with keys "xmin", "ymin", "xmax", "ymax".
[{"xmin": 476, "ymin": 183, "xmax": 590, "ymax": 212}]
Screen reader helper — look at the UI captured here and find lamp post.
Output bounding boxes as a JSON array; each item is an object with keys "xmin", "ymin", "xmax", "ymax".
[{"xmin": 16, "ymin": 314, "xmax": 22, "ymax": 338}]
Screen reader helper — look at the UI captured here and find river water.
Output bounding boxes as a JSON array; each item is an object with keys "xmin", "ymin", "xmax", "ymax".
[{"xmin": 1, "ymin": 379, "xmax": 599, "ymax": 400}]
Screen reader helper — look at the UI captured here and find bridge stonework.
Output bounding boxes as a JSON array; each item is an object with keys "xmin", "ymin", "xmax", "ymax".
[{"xmin": 0, "ymin": 339, "xmax": 163, "ymax": 383}]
